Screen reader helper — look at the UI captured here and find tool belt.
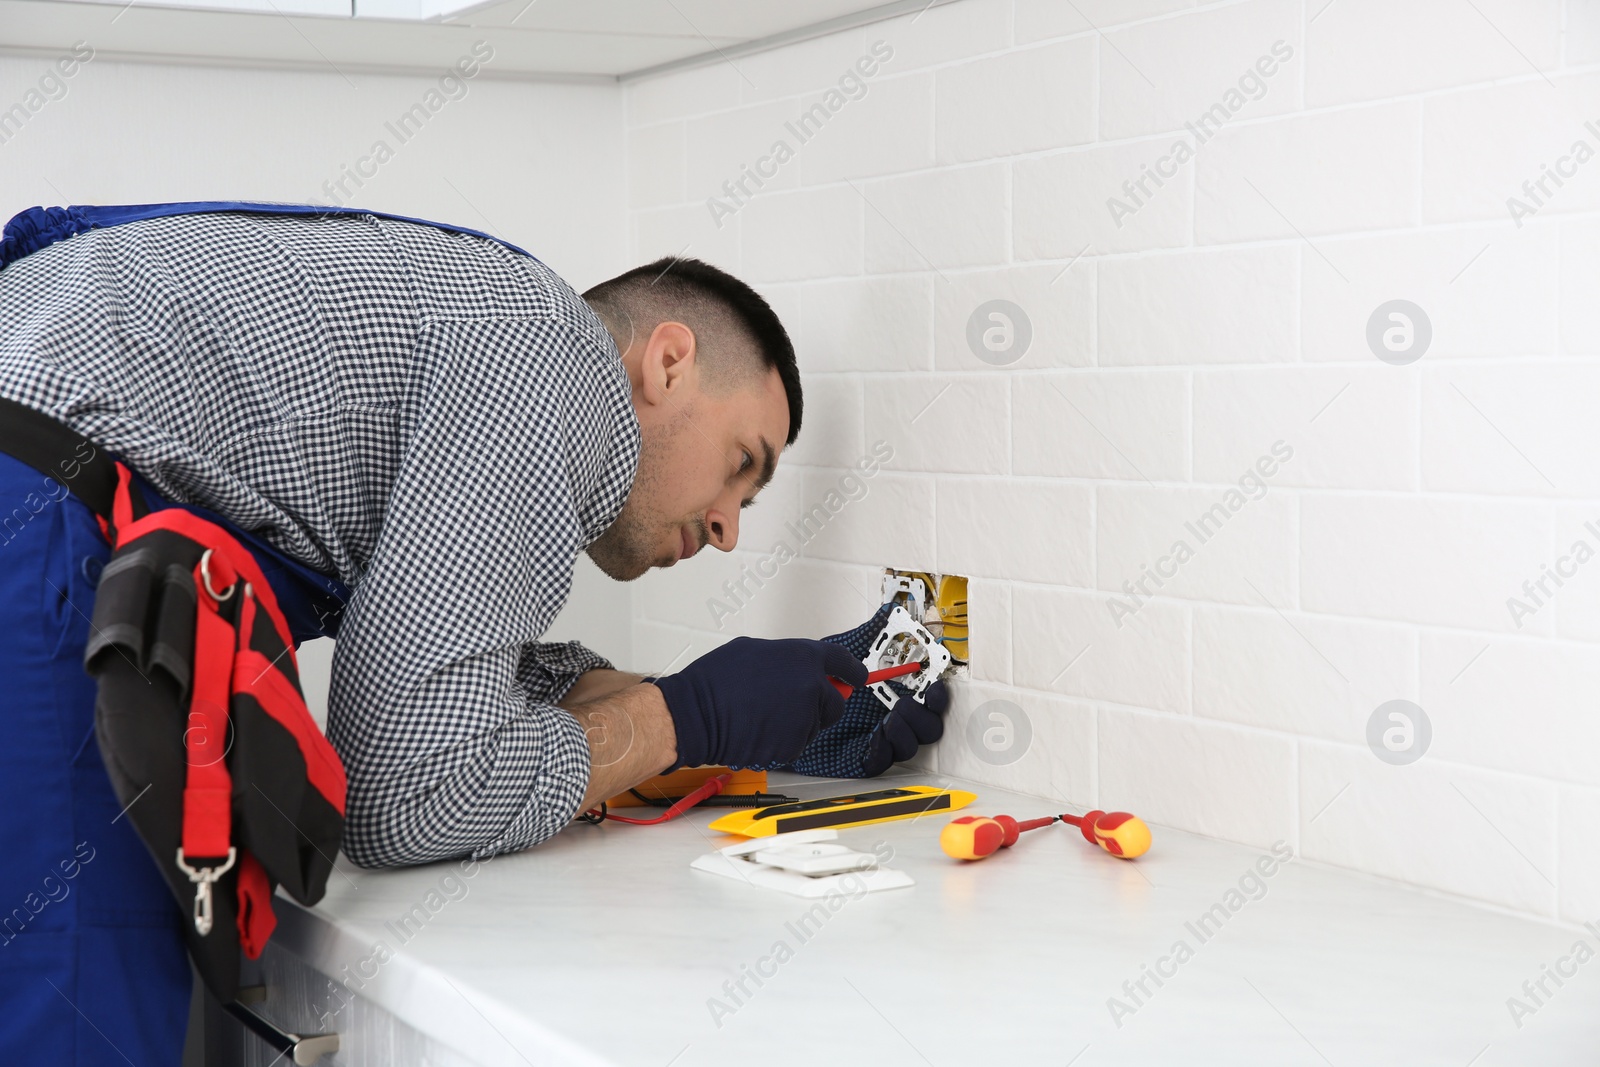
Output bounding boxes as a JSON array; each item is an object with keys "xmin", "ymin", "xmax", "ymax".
[{"xmin": 0, "ymin": 397, "xmax": 346, "ymax": 1003}]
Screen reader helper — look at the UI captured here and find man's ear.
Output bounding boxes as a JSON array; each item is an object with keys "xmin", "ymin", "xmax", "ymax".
[{"xmin": 640, "ymin": 321, "xmax": 698, "ymax": 407}]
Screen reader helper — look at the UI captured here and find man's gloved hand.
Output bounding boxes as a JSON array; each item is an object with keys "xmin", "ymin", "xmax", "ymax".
[
  {"xmin": 860, "ymin": 680, "xmax": 950, "ymax": 777},
  {"xmin": 652, "ymin": 637, "xmax": 869, "ymax": 770}
]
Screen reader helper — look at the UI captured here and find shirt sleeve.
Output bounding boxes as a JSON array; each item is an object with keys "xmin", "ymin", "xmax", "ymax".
[
  {"xmin": 326, "ymin": 315, "xmax": 638, "ymax": 868},
  {"xmin": 518, "ymin": 640, "xmax": 616, "ymax": 704}
]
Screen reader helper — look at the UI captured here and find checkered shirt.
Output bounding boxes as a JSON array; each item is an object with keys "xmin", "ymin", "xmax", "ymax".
[{"xmin": 0, "ymin": 211, "xmax": 641, "ymax": 867}]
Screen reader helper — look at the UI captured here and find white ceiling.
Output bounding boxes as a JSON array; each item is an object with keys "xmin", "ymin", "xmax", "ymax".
[{"xmin": 0, "ymin": 0, "xmax": 954, "ymax": 80}]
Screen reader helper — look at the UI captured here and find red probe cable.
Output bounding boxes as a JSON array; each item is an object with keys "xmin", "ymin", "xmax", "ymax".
[
  {"xmin": 584, "ymin": 663, "xmax": 924, "ymax": 827},
  {"xmin": 586, "ymin": 773, "xmax": 732, "ymax": 825}
]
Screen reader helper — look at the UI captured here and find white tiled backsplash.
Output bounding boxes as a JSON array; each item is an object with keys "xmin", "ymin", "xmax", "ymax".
[{"xmin": 623, "ymin": 0, "xmax": 1600, "ymax": 925}]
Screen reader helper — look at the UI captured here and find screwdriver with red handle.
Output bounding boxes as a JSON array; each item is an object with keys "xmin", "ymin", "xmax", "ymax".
[
  {"xmin": 941, "ymin": 809, "xmax": 1152, "ymax": 861},
  {"xmin": 830, "ymin": 660, "xmax": 925, "ymax": 699}
]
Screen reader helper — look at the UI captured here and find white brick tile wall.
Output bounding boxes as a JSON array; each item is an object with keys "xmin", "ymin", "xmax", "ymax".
[
  {"xmin": 627, "ymin": 121, "xmax": 685, "ymax": 209},
  {"xmin": 634, "ymin": 549, "xmax": 762, "ymax": 632},
  {"xmin": 966, "ymin": 576, "xmax": 1013, "ymax": 685},
  {"xmin": 740, "ymin": 185, "xmax": 861, "ymax": 279},
  {"xmin": 1193, "ymin": 606, "xmax": 1416, "ymax": 740},
  {"xmin": 1013, "ymin": 371, "xmax": 1189, "ymax": 481},
  {"xmin": 1014, "ymin": 0, "xmax": 1196, "ymax": 45},
  {"xmin": 1559, "ymin": 785, "xmax": 1600, "ymax": 923},
  {"xmin": 782, "ymin": 375, "xmax": 865, "ymax": 469},
  {"xmin": 1563, "ymin": 218, "xmax": 1600, "ymax": 353},
  {"xmin": 795, "ymin": 469, "xmax": 937, "ymax": 568},
  {"xmin": 936, "ymin": 38, "xmax": 1097, "ymax": 163},
  {"xmin": 736, "ymin": 25, "xmax": 872, "ymax": 105},
  {"xmin": 639, "ymin": 552, "xmax": 885, "ymax": 641},
  {"xmin": 1304, "ymin": 0, "xmax": 1562, "ymax": 107},
  {"xmin": 631, "ymin": 621, "xmax": 727, "ymax": 677},
  {"xmin": 1012, "ymin": 584, "xmax": 1189, "ymax": 712},
  {"xmin": 933, "ymin": 263, "xmax": 1095, "ymax": 371},
  {"xmin": 799, "ymin": 73, "xmax": 936, "ymax": 185},
  {"xmin": 1421, "ymin": 74, "xmax": 1600, "ymax": 226},
  {"xmin": 1100, "ymin": 708, "xmax": 1296, "ymax": 847},
  {"xmin": 685, "ymin": 101, "xmax": 805, "ymax": 200},
  {"xmin": 632, "ymin": 202, "xmax": 740, "ymax": 270},
  {"xmin": 1096, "ymin": 483, "xmax": 1297, "ymax": 608},
  {"xmin": 1300, "ymin": 225, "xmax": 1560, "ymax": 361},
  {"xmin": 941, "ymin": 682, "xmax": 1096, "ymax": 807},
  {"xmin": 862, "ymin": 163, "xmax": 1009, "ymax": 271},
  {"xmin": 1571, "ymin": 0, "xmax": 1600, "ymax": 67},
  {"xmin": 1422, "ymin": 362, "xmax": 1600, "ymax": 497},
  {"xmin": 1097, "ymin": 245, "xmax": 1299, "ymax": 365},
  {"xmin": 1192, "ymin": 366, "xmax": 1418, "ymax": 491},
  {"xmin": 626, "ymin": 63, "xmax": 741, "ymax": 126},
  {"xmin": 1301, "ymin": 495, "xmax": 1552, "ymax": 633},
  {"xmin": 936, "ymin": 477, "xmax": 1094, "ymax": 586},
  {"xmin": 875, "ymin": 0, "xmax": 1013, "ymax": 72},
  {"xmin": 1195, "ymin": 102, "xmax": 1420, "ymax": 243},
  {"xmin": 1299, "ymin": 740, "xmax": 1559, "ymax": 914},
  {"xmin": 1015, "ymin": 138, "xmax": 1196, "ymax": 256},
  {"xmin": 867, "ymin": 373, "xmax": 1009, "ymax": 475},
  {"xmin": 735, "ymin": 463, "xmax": 806, "ymax": 553},
  {"xmin": 1099, "ymin": 0, "xmax": 1303, "ymax": 142},
  {"xmin": 1420, "ymin": 630, "xmax": 1600, "ymax": 786},
  {"xmin": 798, "ymin": 274, "xmax": 933, "ymax": 373},
  {"xmin": 1551, "ymin": 503, "xmax": 1600, "ymax": 643},
  {"xmin": 621, "ymin": 0, "xmax": 1600, "ymax": 921}
]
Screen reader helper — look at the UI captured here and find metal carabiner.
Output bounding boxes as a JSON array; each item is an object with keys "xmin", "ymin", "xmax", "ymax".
[
  {"xmin": 199, "ymin": 548, "xmax": 237, "ymax": 602},
  {"xmin": 175, "ymin": 846, "xmax": 238, "ymax": 936}
]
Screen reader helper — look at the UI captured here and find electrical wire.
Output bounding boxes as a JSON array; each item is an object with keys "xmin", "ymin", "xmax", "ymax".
[
  {"xmin": 582, "ymin": 773, "xmax": 732, "ymax": 825},
  {"xmin": 627, "ymin": 788, "xmax": 799, "ymax": 808},
  {"xmin": 936, "ymin": 574, "xmax": 969, "ymax": 662}
]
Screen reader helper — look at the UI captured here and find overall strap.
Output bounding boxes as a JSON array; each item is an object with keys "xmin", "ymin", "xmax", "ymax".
[
  {"xmin": 0, "ymin": 395, "xmax": 120, "ymax": 518},
  {"xmin": 0, "ymin": 398, "xmax": 348, "ymax": 641}
]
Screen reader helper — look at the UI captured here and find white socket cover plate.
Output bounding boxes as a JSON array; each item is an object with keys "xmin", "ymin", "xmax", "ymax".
[{"xmin": 862, "ymin": 605, "xmax": 951, "ymax": 709}]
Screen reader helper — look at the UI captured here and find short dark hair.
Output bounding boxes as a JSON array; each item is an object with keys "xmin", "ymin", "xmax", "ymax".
[{"xmin": 583, "ymin": 257, "xmax": 802, "ymax": 445}]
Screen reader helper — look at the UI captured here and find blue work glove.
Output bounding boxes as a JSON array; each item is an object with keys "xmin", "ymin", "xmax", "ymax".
[
  {"xmin": 860, "ymin": 680, "xmax": 950, "ymax": 777},
  {"xmin": 652, "ymin": 638, "xmax": 868, "ymax": 770},
  {"xmin": 783, "ymin": 604, "xmax": 953, "ymax": 778}
]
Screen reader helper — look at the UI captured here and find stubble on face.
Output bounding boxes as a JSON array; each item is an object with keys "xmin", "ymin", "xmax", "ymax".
[{"xmin": 586, "ymin": 408, "xmax": 695, "ymax": 581}]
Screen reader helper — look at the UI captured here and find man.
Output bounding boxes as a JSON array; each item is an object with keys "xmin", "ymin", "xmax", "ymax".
[{"xmin": 0, "ymin": 206, "xmax": 942, "ymax": 1064}]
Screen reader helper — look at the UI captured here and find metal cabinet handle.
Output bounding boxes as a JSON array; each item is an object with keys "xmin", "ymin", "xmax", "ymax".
[{"xmin": 225, "ymin": 989, "xmax": 340, "ymax": 1066}]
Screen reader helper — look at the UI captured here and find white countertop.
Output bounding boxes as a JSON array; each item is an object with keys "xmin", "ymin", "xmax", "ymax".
[{"xmin": 269, "ymin": 770, "xmax": 1600, "ymax": 1066}]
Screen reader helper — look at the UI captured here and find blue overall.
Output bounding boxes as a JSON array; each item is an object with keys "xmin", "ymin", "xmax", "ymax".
[
  {"xmin": 0, "ymin": 453, "xmax": 350, "ymax": 1065},
  {"xmin": 0, "ymin": 450, "xmax": 190, "ymax": 1064},
  {"xmin": 0, "ymin": 200, "xmax": 466, "ymax": 1065}
]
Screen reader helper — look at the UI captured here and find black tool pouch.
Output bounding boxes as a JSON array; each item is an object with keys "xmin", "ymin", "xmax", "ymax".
[{"xmin": 83, "ymin": 463, "xmax": 347, "ymax": 1004}]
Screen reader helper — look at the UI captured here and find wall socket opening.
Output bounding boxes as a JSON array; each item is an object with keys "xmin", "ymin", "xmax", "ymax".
[{"xmin": 880, "ymin": 568, "xmax": 970, "ymax": 681}]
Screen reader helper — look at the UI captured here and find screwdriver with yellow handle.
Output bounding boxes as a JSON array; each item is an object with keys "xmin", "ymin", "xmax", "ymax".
[{"xmin": 940, "ymin": 809, "xmax": 1152, "ymax": 861}]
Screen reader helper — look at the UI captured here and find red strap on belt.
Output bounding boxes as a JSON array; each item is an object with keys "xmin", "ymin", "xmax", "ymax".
[
  {"xmin": 235, "ymin": 851, "xmax": 276, "ymax": 958},
  {"xmin": 102, "ymin": 460, "xmax": 322, "ymax": 959},
  {"xmin": 184, "ymin": 552, "xmax": 238, "ymax": 859},
  {"xmin": 234, "ymin": 597, "xmax": 347, "ymax": 816},
  {"xmin": 110, "ymin": 463, "xmax": 136, "ymax": 545}
]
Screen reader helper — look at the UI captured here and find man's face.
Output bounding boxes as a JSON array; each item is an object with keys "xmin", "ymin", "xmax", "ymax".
[{"xmin": 587, "ymin": 322, "xmax": 790, "ymax": 581}]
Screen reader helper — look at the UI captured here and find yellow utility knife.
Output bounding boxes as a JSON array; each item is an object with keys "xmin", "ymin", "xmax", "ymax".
[{"xmin": 708, "ymin": 786, "xmax": 976, "ymax": 837}]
